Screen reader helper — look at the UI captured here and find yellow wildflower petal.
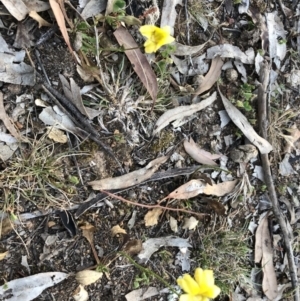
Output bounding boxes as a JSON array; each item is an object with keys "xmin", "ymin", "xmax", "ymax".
[
  {"xmin": 194, "ymin": 268, "xmax": 204, "ymax": 286},
  {"xmin": 202, "ymin": 270, "xmax": 214, "ymax": 287},
  {"xmin": 179, "ymin": 295, "xmax": 206, "ymax": 301},
  {"xmin": 144, "ymin": 40, "xmax": 157, "ymax": 53},
  {"xmin": 139, "ymin": 25, "xmax": 156, "ymax": 38},
  {"xmin": 177, "ymin": 274, "xmax": 201, "ymax": 295},
  {"xmin": 202, "ymin": 285, "xmax": 221, "ymax": 299}
]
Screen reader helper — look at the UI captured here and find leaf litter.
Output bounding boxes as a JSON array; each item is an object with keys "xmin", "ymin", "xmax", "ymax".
[{"xmin": 0, "ymin": 0, "xmax": 299, "ymax": 300}]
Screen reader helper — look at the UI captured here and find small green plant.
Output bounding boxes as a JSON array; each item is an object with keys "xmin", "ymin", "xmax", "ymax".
[
  {"xmin": 196, "ymin": 227, "xmax": 250, "ymax": 296},
  {"xmin": 0, "ymin": 135, "xmax": 86, "ymax": 213},
  {"xmin": 133, "ymin": 272, "xmax": 152, "ymax": 289},
  {"xmin": 236, "ymin": 83, "xmax": 255, "ymax": 112}
]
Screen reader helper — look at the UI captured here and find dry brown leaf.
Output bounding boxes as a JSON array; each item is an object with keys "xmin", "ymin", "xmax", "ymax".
[
  {"xmin": 0, "ymin": 92, "xmax": 26, "ymax": 142},
  {"xmin": 114, "ymin": 27, "xmax": 157, "ymax": 103},
  {"xmin": 73, "ymin": 284, "xmax": 88, "ymax": 301},
  {"xmin": 88, "ymin": 156, "xmax": 168, "ymax": 190},
  {"xmin": 75, "ymin": 270, "xmax": 103, "ymax": 286},
  {"xmin": 123, "ymin": 239, "xmax": 143, "ymax": 256},
  {"xmin": 192, "ymin": 56, "xmax": 224, "ymax": 100},
  {"xmin": 144, "ymin": 208, "xmax": 163, "ymax": 227},
  {"xmin": 29, "ymin": 11, "xmax": 51, "ymax": 27},
  {"xmin": 283, "ymin": 124, "xmax": 300, "ymax": 153},
  {"xmin": 0, "ymin": 218, "xmax": 13, "ymax": 238},
  {"xmin": 47, "ymin": 127, "xmax": 67, "ymax": 143},
  {"xmin": 168, "ymin": 179, "xmax": 206, "ymax": 199},
  {"xmin": 0, "ymin": 251, "xmax": 8, "ymax": 261},
  {"xmin": 49, "ymin": 0, "xmax": 74, "ymax": 55},
  {"xmin": 203, "ymin": 180, "xmax": 237, "ymax": 197},
  {"xmin": 169, "ymin": 216, "xmax": 178, "ymax": 232},
  {"xmin": 80, "ymin": 222, "xmax": 100, "ymax": 264},
  {"xmin": 59, "ymin": 75, "xmax": 100, "ymax": 120},
  {"xmin": 182, "ymin": 217, "xmax": 198, "ymax": 230},
  {"xmin": 154, "ymin": 92, "xmax": 217, "ymax": 135},
  {"xmin": 218, "ymin": 87, "xmax": 273, "ymax": 154},
  {"xmin": 255, "ymin": 214, "xmax": 278, "ymax": 299},
  {"xmin": 1, "ymin": 0, "xmax": 29, "ymax": 21},
  {"xmin": 206, "ymin": 199, "xmax": 226, "ymax": 215},
  {"xmin": 111, "ymin": 225, "xmax": 127, "ymax": 237},
  {"xmin": 184, "ymin": 138, "xmax": 221, "ymax": 166}
]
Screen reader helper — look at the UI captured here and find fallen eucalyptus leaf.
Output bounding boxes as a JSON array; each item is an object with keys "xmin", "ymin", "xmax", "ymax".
[
  {"xmin": 184, "ymin": 138, "xmax": 221, "ymax": 165},
  {"xmin": 114, "ymin": 27, "xmax": 157, "ymax": 103},
  {"xmin": 88, "ymin": 156, "xmax": 168, "ymax": 190},
  {"xmin": 192, "ymin": 56, "xmax": 224, "ymax": 99},
  {"xmin": 125, "ymin": 287, "xmax": 160, "ymax": 301},
  {"xmin": 75, "ymin": 270, "xmax": 103, "ymax": 286},
  {"xmin": 218, "ymin": 87, "xmax": 273, "ymax": 154},
  {"xmin": 138, "ymin": 236, "xmax": 191, "ymax": 263},
  {"xmin": 255, "ymin": 214, "xmax": 278, "ymax": 299},
  {"xmin": 0, "ymin": 272, "xmax": 68, "ymax": 301},
  {"xmin": 207, "ymin": 44, "xmax": 254, "ymax": 64},
  {"xmin": 154, "ymin": 92, "xmax": 217, "ymax": 135}
]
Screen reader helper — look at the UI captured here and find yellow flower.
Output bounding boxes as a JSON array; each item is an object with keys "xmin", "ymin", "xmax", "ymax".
[
  {"xmin": 177, "ymin": 268, "xmax": 221, "ymax": 301},
  {"xmin": 139, "ymin": 25, "xmax": 175, "ymax": 53}
]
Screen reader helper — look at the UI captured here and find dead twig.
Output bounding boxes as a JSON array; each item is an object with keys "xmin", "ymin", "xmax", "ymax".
[
  {"xmin": 101, "ymin": 190, "xmax": 206, "ymax": 218},
  {"xmin": 258, "ymin": 61, "xmax": 299, "ymax": 301}
]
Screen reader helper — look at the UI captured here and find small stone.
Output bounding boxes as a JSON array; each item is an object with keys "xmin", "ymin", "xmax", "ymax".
[{"xmin": 225, "ymin": 68, "xmax": 238, "ymax": 82}]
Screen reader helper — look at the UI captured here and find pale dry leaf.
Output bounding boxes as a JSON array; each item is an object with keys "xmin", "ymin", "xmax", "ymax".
[
  {"xmin": 0, "ymin": 251, "xmax": 8, "ymax": 261},
  {"xmin": 261, "ymin": 216, "xmax": 278, "ymax": 299},
  {"xmin": 125, "ymin": 287, "xmax": 160, "ymax": 301},
  {"xmin": 80, "ymin": 222, "xmax": 95, "ymax": 244},
  {"xmin": 0, "ymin": 272, "xmax": 68, "ymax": 301},
  {"xmin": 283, "ymin": 124, "xmax": 300, "ymax": 153},
  {"xmin": 144, "ymin": 208, "xmax": 163, "ymax": 227},
  {"xmin": 123, "ymin": 239, "xmax": 143, "ymax": 256},
  {"xmin": 111, "ymin": 225, "xmax": 127, "ymax": 237},
  {"xmin": 23, "ymin": 0, "xmax": 50, "ymax": 12},
  {"xmin": 167, "ymin": 179, "xmax": 206, "ymax": 199},
  {"xmin": 73, "ymin": 285, "xmax": 88, "ymax": 301},
  {"xmin": 0, "ymin": 142, "xmax": 19, "ymax": 161},
  {"xmin": 182, "ymin": 217, "xmax": 199, "ymax": 230},
  {"xmin": 88, "ymin": 156, "xmax": 168, "ymax": 190},
  {"xmin": 114, "ymin": 27, "xmax": 157, "ymax": 102},
  {"xmin": 0, "ymin": 217, "xmax": 14, "ymax": 238},
  {"xmin": 0, "ymin": 92, "xmax": 25, "ymax": 141},
  {"xmin": 206, "ymin": 44, "xmax": 255, "ymax": 64},
  {"xmin": 203, "ymin": 180, "xmax": 238, "ymax": 197},
  {"xmin": 172, "ymin": 42, "xmax": 207, "ymax": 56},
  {"xmin": 154, "ymin": 92, "xmax": 217, "ymax": 135},
  {"xmin": 75, "ymin": 270, "xmax": 103, "ymax": 286},
  {"xmin": 81, "ymin": 0, "xmax": 107, "ymax": 20},
  {"xmin": 169, "ymin": 216, "xmax": 178, "ymax": 233},
  {"xmin": 184, "ymin": 138, "xmax": 221, "ymax": 166},
  {"xmin": 192, "ymin": 56, "xmax": 224, "ymax": 99},
  {"xmin": 160, "ymin": 0, "xmax": 182, "ymax": 35},
  {"xmin": 29, "ymin": 11, "xmax": 51, "ymax": 27},
  {"xmin": 1, "ymin": 0, "xmax": 29, "ymax": 21},
  {"xmin": 218, "ymin": 87, "xmax": 273, "ymax": 154},
  {"xmin": 137, "ymin": 236, "xmax": 191, "ymax": 263},
  {"xmin": 59, "ymin": 75, "xmax": 100, "ymax": 120},
  {"xmin": 49, "ymin": 0, "xmax": 73, "ymax": 54},
  {"xmin": 47, "ymin": 127, "xmax": 67, "ymax": 143}
]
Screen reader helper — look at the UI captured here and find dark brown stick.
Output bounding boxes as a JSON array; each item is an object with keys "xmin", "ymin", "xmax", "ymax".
[{"xmin": 258, "ymin": 61, "xmax": 299, "ymax": 301}]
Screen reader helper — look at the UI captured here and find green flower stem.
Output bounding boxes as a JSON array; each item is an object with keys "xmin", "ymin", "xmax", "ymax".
[{"xmin": 119, "ymin": 251, "xmax": 179, "ymax": 295}]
